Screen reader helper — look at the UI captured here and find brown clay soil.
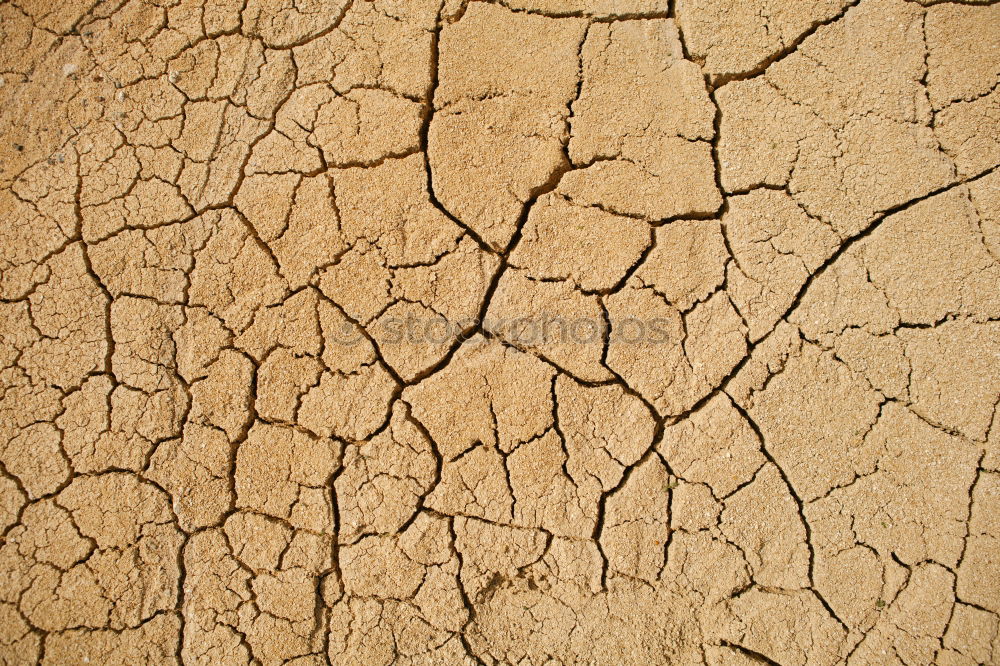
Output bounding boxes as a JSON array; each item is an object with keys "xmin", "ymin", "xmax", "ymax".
[{"xmin": 1, "ymin": 0, "xmax": 1000, "ymax": 663}]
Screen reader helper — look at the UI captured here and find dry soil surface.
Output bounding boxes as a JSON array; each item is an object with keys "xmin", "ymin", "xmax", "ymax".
[{"xmin": 1, "ymin": 0, "xmax": 1000, "ymax": 663}]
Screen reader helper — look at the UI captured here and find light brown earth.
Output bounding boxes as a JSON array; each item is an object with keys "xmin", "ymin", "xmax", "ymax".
[{"xmin": 1, "ymin": 0, "xmax": 999, "ymax": 663}]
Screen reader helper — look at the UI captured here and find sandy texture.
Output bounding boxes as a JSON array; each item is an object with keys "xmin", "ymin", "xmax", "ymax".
[{"xmin": 1, "ymin": 0, "xmax": 999, "ymax": 663}]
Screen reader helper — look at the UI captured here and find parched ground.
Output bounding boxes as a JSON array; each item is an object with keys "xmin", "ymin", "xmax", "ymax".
[{"xmin": 1, "ymin": 0, "xmax": 999, "ymax": 663}]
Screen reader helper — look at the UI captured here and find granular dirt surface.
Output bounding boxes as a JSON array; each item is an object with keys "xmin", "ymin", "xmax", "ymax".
[{"xmin": 1, "ymin": 0, "xmax": 999, "ymax": 663}]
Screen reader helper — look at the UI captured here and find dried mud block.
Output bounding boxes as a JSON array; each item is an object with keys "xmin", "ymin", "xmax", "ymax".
[
  {"xmin": 562, "ymin": 19, "xmax": 720, "ymax": 220},
  {"xmin": 676, "ymin": 0, "xmax": 853, "ymax": 82},
  {"xmin": 717, "ymin": 0, "xmax": 958, "ymax": 236},
  {"xmin": 429, "ymin": 3, "xmax": 587, "ymax": 249}
]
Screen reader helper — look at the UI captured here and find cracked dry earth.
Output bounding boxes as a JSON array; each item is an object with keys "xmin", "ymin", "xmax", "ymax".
[{"xmin": 2, "ymin": 0, "xmax": 1000, "ymax": 664}]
